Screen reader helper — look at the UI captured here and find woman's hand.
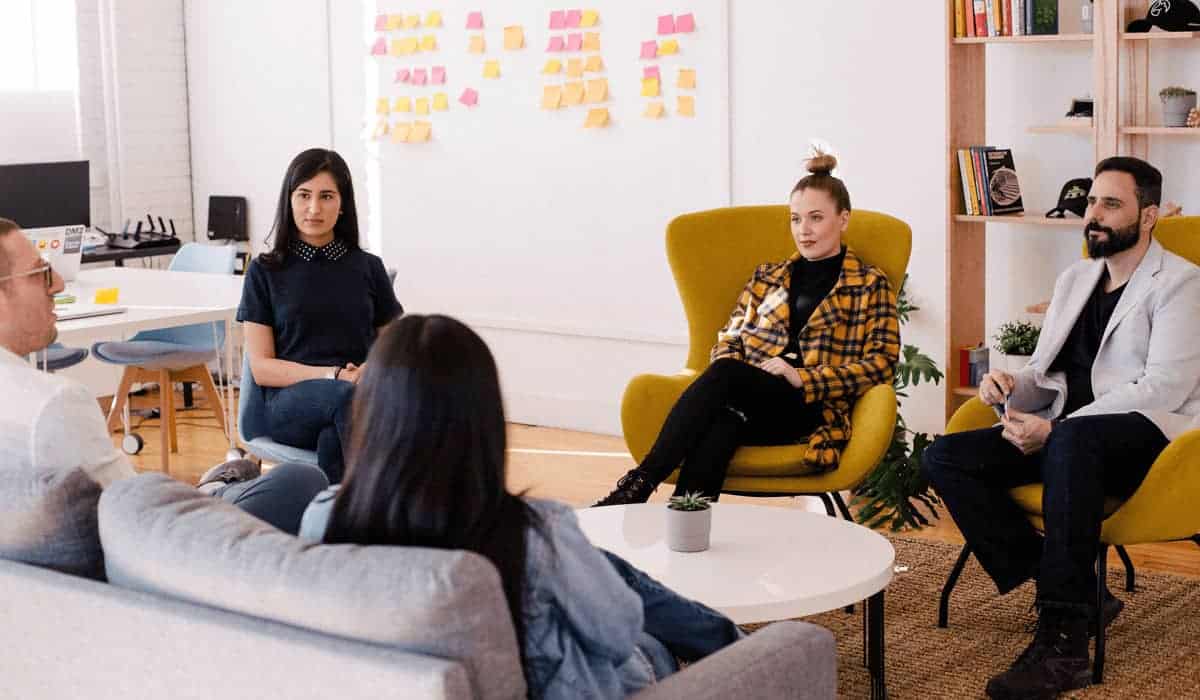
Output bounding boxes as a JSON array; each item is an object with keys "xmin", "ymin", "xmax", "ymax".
[
  {"xmin": 340, "ymin": 362, "xmax": 363, "ymax": 384},
  {"xmin": 758, "ymin": 357, "xmax": 803, "ymax": 388}
]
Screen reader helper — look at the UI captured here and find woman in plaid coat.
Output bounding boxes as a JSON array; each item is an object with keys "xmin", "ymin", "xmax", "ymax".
[{"xmin": 596, "ymin": 152, "xmax": 901, "ymax": 506}]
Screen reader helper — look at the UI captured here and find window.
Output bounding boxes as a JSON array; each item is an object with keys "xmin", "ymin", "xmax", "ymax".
[{"xmin": 0, "ymin": 0, "xmax": 78, "ymax": 92}]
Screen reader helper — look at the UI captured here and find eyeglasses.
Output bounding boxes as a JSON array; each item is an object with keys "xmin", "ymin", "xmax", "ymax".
[{"xmin": 0, "ymin": 263, "xmax": 53, "ymax": 289}]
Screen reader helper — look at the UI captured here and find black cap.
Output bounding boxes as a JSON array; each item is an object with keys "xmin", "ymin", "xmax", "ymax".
[
  {"xmin": 1045, "ymin": 178, "xmax": 1092, "ymax": 219},
  {"xmin": 1127, "ymin": 0, "xmax": 1200, "ymax": 32}
]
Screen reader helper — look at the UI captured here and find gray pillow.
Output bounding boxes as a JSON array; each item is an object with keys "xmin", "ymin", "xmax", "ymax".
[
  {"xmin": 0, "ymin": 467, "xmax": 104, "ymax": 580},
  {"xmin": 99, "ymin": 474, "xmax": 526, "ymax": 700}
]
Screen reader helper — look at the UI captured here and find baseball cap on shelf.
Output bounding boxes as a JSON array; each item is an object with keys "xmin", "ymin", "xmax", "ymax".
[
  {"xmin": 1045, "ymin": 178, "xmax": 1092, "ymax": 219},
  {"xmin": 1127, "ymin": 0, "xmax": 1200, "ymax": 32}
]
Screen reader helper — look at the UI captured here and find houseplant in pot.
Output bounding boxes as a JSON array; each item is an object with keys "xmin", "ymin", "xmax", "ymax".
[
  {"xmin": 1160, "ymin": 86, "xmax": 1198, "ymax": 127},
  {"xmin": 666, "ymin": 492, "xmax": 712, "ymax": 552},
  {"xmin": 993, "ymin": 320, "xmax": 1041, "ymax": 372}
]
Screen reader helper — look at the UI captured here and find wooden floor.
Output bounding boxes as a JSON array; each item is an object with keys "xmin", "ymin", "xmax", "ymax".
[{"xmin": 106, "ymin": 386, "xmax": 1200, "ymax": 579}]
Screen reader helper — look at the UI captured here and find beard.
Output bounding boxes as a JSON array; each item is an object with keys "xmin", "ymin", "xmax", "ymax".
[{"xmin": 1084, "ymin": 219, "xmax": 1140, "ymax": 258}]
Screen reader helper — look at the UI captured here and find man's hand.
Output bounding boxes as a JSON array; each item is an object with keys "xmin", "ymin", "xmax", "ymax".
[
  {"xmin": 759, "ymin": 357, "xmax": 802, "ymax": 388},
  {"xmin": 980, "ymin": 369, "xmax": 1015, "ymax": 406},
  {"xmin": 1000, "ymin": 407, "xmax": 1052, "ymax": 455}
]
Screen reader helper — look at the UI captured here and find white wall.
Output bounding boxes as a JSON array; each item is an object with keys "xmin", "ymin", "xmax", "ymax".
[{"xmin": 0, "ymin": 92, "xmax": 80, "ymax": 165}]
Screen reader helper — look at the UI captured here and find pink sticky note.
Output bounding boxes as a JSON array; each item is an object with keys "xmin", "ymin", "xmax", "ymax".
[
  {"xmin": 640, "ymin": 41, "xmax": 657, "ymax": 60},
  {"xmin": 466, "ymin": 11, "xmax": 484, "ymax": 29},
  {"xmin": 412, "ymin": 68, "xmax": 428, "ymax": 85},
  {"xmin": 395, "ymin": 68, "xmax": 411, "ymax": 83},
  {"xmin": 676, "ymin": 13, "xmax": 696, "ymax": 33},
  {"xmin": 657, "ymin": 14, "xmax": 675, "ymax": 35},
  {"xmin": 566, "ymin": 33, "xmax": 583, "ymax": 51},
  {"xmin": 547, "ymin": 36, "xmax": 566, "ymax": 52},
  {"xmin": 643, "ymin": 66, "xmax": 660, "ymax": 80},
  {"xmin": 374, "ymin": 14, "xmax": 388, "ymax": 31},
  {"xmin": 459, "ymin": 88, "xmax": 479, "ymax": 107},
  {"xmin": 431, "ymin": 66, "xmax": 446, "ymax": 84},
  {"xmin": 565, "ymin": 9, "xmax": 582, "ymax": 28},
  {"xmin": 549, "ymin": 10, "xmax": 566, "ymax": 29},
  {"xmin": 370, "ymin": 37, "xmax": 387, "ymax": 56}
]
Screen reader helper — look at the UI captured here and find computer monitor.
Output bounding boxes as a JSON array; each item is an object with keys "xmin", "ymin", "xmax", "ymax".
[{"xmin": 0, "ymin": 160, "xmax": 89, "ymax": 281}]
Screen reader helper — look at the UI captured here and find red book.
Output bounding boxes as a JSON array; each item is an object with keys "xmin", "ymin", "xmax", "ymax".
[
  {"xmin": 973, "ymin": 0, "xmax": 988, "ymax": 38},
  {"xmin": 964, "ymin": 0, "xmax": 976, "ymax": 37},
  {"xmin": 1003, "ymin": 0, "xmax": 1013, "ymax": 36},
  {"xmin": 959, "ymin": 347, "xmax": 972, "ymax": 387}
]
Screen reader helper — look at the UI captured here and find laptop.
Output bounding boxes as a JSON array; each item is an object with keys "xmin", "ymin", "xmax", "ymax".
[
  {"xmin": 26, "ymin": 226, "xmax": 85, "ymax": 282},
  {"xmin": 55, "ymin": 303, "xmax": 126, "ymax": 322}
]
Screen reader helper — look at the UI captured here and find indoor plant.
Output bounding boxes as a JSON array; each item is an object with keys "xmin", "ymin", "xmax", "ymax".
[
  {"xmin": 666, "ymin": 492, "xmax": 712, "ymax": 552},
  {"xmin": 1160, "ymin": 86, "xmax": 1198, "ymax": 127},
  {"xmin": 993, "ymin": 319, "xmax": 1040, "ymax": 372}
]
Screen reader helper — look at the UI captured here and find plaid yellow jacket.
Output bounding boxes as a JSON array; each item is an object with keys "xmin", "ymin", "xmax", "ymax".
[{"xmin": 711, "ymin": 246, "xmax": 900, "ymax": 471}]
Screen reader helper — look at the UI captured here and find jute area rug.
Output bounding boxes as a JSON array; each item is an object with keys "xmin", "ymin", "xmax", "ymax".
[{"xmin": 768, "ymin": 537, "xmax": 1200, "ymax": 699}]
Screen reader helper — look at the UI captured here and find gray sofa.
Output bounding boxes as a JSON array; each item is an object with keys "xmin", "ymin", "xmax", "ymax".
[{"xmin": 0, "ymin": 474, "xmax": 838, "ymax": 699}]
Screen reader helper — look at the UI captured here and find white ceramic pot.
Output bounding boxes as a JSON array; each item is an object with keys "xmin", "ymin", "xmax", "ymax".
[
  {"xmin": 1163, "ymin": 94, "xmax": 1198, "ymax": 127},
  {"xmin": 1003, "ymin": 353, "xmax": 1032, "ymax": 373},
  {"xmin": 666, "ymin": 506, "xmax": 712, "ymax": 552}
]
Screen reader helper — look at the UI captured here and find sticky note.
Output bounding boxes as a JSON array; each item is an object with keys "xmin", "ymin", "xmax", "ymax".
[
  {"xmin": 584, "ymin": 54, "xmax": 604, "ymax": 73},
  {"xmin": 386, "ymin": 14, "xmax": 403, "ymax": 30},
  {"xmin": 549, "ymin": 10, "xmax": 566, "ymax": 29},
  {"xmin": 483, "ymin": 60, "xmax": 500, "ymax": 78},
  {"xmin": 585, "ymin": 78, "xmax": 608, "ymax": 103},
  {"xmin": 374, "ymin": 14, "xmax": 388, "ymax": 31},
  {"xmin": 643, "ymin": 66, "xmax": 660, "ymax": 80},
  {"xmin": 643, "ymin": 102, "xmax": 665, "ymax": 119},
  {"xmin": 547, "ymin": 36, "xmax": 566, "ymax": 52},
  {"xmin": 641, "ymin": 77, "xmax": 659, "ymax": 98},
  {"xmin": 584, "ymin": 107, "xmax": 609, "ymax": 128},
  {"xmin": 542, "ymin": 85, "xmax": 563, "ymax": 110},
  {"xmin": 394, "ymin": 96, "xmax": 412, "ymax": 112},
  {"xmin": 565, "ymin": 9, "xmax": 582, "ymax": 28},
  {"xmin": 376, "ymin": 97, "xmax": 390, "ymax": 115},
  {"xmin": 420, "ymin": 35, "xmax": 437, "ymax": 52},
  {"xmin": 583, "ymin": 32, "xmax": 600, "ymax": 51},
  {"xmin": 676, "ymin": 13, "xmax": 696, "ymax": 32},
  {"xmin": 433, "ymin": 93, "xmax": 449, "ymax": 111},
  {"xmin": 677, "ymin": 68, "xmax": 696, "ymax": 89},
  {"xmin": 94, "ymin": 288, "xmax": 120, "ymax": 304},
  {"xmin": 388, "ymin": 39, "xmax": 403, "ymax": 57},
  {"xmin": 370, "ymin": 119, "xmax": 389, "ymax": 140},
  {"xmin": 677, "ymin": 95, "xmax": 695, "ymax": 117},
  {"xmin": 542, "ymin": 59, "xmax": 562, "ymax": 74},
  {"xmin": 504, "ymin": 26, "xmax": 524, "ymax": 50},
  {"xmin": 566, "ymin": 33, "xmax": 583, "ymax": 51},
  {"xmin": 459, "ymin": 88, "xmax": 479, "ymax": 106},
  {"xmin": 399, "ymin": 37, "xmax": 419, "ymax": 55},
  {"xmin": 409, "ymin": 121, "xmax": 432, "ymax": 143},
  {"xmin": 640, "ymin": 41, "xmax": 657, "ymax": 60},
  {"xmin": 563, "ymin": 81, "xmax": 585, "ymax": 106},
  {"xmin": 658, "ymin": 14, "xmax": 676, "ymax": 35},
  {"xmin": 415, "ymin": 97, "xmax": 430, "ymax": 115},
  {"xmin": 466, "ymin": 11, "xmax": 484, "ymax": 29},
  {"xmin": 395, "ymin": 68, "xmax": 411, "ymax": 83},
  {"xmin": 566, "ymin": 58, "xmax": 584, "ymax": 78},
  {"xmin": 370, "ymin": 37, "xmax": 387, "ymax": 56},
  {"xmin": 404, "ymin": 14, "xmax": 421, "ymax": 29},
  {"xmin": 425, "ymin": 10, "xmax": 443, "ymax": 28},
  {"xmin": 391, "ymin": 122, "xmax": 410, "ymax": 144},
  {"xmin": 659, "ymin": 39, "xmax": 679, "ymax": 56},
  {"xmin": 469, "ymin": 34, "xmax": 486, "ymax": 53},
  {"xmin": 412, "ymin": 68, "xmax": 428, "ymax": 85},
  {"xmin": 581, "ymin": 9, "xmax": 599, "ymax": 27},
  {"xmin": 431, "ymin": 66, "xmax": 446, "ymax": 84}
]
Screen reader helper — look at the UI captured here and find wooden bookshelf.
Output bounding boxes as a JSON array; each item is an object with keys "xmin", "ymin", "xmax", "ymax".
[
  {"xmin": 952, "ymin": 33, "xmax": 1093, "ymax": 44},
  {"xmin": 1120, "ymin": 126, "xmax": 1200, "ymax": 135},
  {"xmin": 952, "ymin": 387, "xmax": 978, "ymax": 398},
  {"xmin": 1120, "ymin": 31, "xmax": 1200, "ymax": 41},
  {"xmin": 953, "ymin": 214, "xmax": 1083, "ymax": 227},
  {"xmin": 1027, "ymin": 124, "xmax": 1095, "ymax": 134}
]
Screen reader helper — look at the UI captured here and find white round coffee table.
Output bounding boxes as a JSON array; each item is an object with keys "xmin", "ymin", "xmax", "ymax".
[{"xmin": 577, "ymin": 502, "xmax": 894, "ymax": 699}]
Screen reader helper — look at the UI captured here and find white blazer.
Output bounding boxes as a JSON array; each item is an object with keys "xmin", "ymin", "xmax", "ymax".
[{"xmin": 1008, "ymin": 238, "xmax": 1200, "ymax": 441}]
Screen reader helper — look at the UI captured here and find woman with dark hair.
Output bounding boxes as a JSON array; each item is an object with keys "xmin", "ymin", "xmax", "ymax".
[
  {"xmin": 595, "ymin": 151, "xmax": 901, "ymax": 506},
  {"xmin": 237, "ymin": 148, "xmax": 402, "ymax": 483},
  {"xmin": 299, "ymin": 315, "xmax": 742, "ymax": 699}
]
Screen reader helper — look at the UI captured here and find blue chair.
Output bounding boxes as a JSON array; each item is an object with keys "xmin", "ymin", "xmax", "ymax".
[
  {"xmin": 238, "ymin": 352, "xmax": 319, "ymax": 467},
  {"xmin": 94, "ymin": 243, "xmax": 237, "ymax": 473},
  {"xmin": 35, "ymin": 343, "xmax": 89, "ymax": 372}
]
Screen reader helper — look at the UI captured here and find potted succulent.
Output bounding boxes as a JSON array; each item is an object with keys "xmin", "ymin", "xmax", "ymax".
[
  {"xmin": 993, "ymin": 320, "xmax": 1041, "ymax": 372},
  {"xmin": 1160, "ymin": 86, "xmax": 1198, "ymax": 127},
  {"xmin": 666, "ymin": 492, "xmax": 712, "ymax": 552}
]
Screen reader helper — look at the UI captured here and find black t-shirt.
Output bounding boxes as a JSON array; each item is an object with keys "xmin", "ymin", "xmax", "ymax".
[
  {"xmin": 1049, "ymin": 270, "xmax": 1126, "ymax": 416},
  {"xmin": 237, "ymin": 240, "xmax": 403, "ymax": 369},
  {"xmin": 780, "ymin": 247, "xmax": 846, "ymax": 365}
]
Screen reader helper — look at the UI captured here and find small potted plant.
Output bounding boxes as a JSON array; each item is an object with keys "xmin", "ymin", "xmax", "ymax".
[
  {"xmin": 993, "ymin": 320, "xmax": 1040, "ymax": 373},
  {"xmin": 1160, "ymin": 86, "xmax": 1198, "ymax": 127},
  {"xmin": 666, "ymin": 492, "xmax": 712, "ymax": 552}
]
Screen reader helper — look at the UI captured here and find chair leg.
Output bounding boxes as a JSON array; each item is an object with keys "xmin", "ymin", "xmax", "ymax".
[
  {"xmin": 817, "ymin": 493, "xmax": 836, "ymax": 517},
  {"xmin": 1094, "ymin": 544, "xmax": 1108, "ymax": 685},
  {"xmin": 1114, "ymin": 545, "xmax": 1135, "ymax": 593},
  {"xmin": 831, "ymin": 491, "xmax": 855, "ymax": 523},
  {"xmin": 939, "ymin": 544, "xmax": 972, "ymax": 628},
  {"xmin": 106, "ymin": 367, "xmax": 137, "ymax": 432},
  {"xmin": 186, "ymin": 365, "xmax": 227, "ymax": 435},
  {"xmin": 158, "ymin": 369, "xmax": 173, "ymax": 474}
]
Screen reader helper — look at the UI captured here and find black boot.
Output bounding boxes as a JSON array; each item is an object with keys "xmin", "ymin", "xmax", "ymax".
[
  {"xmin": 593, "ymin": 468, "xmax": 659, "ymax": 507},
  {"xmin": 1090, "ymin": 589, "xmax": 1123, "ymax": 638},
  {"xmin": 986, "ymin": 606, "xmax": 1091, "ymax": 700}
]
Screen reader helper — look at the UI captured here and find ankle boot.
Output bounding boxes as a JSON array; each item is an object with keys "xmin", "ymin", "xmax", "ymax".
[{"xmin": 593, "ymin": 467, "xmax": 659, "ymax": 507}]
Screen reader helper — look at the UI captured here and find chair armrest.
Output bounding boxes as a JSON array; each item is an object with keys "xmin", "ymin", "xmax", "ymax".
[
  {"xmin": 631, "ymin": 621, "xmax": 836, "ymax": 700},
  {"xmin": 1102, "ymin": 428, "xmax": 1200, "ymax": 545},
  {"xmin": 946, "ymin": 397, "xmax": 996, "ymax": 435},
  {"xmin": 621, "ymin": 371, "xmax": 698, "ymax": 463}
]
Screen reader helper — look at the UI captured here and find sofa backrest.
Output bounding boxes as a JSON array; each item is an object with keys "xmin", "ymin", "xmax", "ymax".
[
  {"xmin": 98, "ymin": 474, "xmax": 527, "ymax": 700},
  {"xmin": 0, "ymin": 466, "xmax": 104, "ymax": 580}
]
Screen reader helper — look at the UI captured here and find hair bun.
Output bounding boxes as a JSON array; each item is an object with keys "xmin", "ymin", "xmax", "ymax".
[{"xmin": 806, "ymin": 151, "xmax": 837, "ymax": 176}]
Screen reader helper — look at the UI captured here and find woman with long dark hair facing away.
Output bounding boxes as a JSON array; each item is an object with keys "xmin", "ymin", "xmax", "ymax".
[
  {"xmin": 595, "ymin": 151, "xmax": 901, "ymax": 506},
  {"xmin": 300, "ymin": 315, "xmax": 743, "ymax": 699},
  {"xmin": 236, "ymin": 148, "xmax": 402, "ymax": 483}
]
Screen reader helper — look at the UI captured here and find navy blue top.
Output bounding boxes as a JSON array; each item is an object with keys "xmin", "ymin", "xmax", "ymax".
[{"xmin": 237, "ymin": 239, "xmax": 403, "ymax": 369}]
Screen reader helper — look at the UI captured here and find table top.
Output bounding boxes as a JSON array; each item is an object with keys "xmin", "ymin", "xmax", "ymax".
[{"xmin": 575, "ymin": 503, "xmax": 894, "ymax": 624}]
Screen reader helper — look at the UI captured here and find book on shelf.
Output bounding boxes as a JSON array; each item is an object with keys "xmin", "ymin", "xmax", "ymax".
[
  {"xmin": 972, "ymin": 147, "xmax": 990, "ymax": 214},
  {"xmin": 981, "ymin": 148, "xmax": 1025, "ymax": 215},
  {"xmin": 965, "ymin": 0, "xmax": 977, "ymax": 37},
  {"xmin": 1013, "ymin": 0, "xmax": 1024, "ymax": 35},
  {"xmin": 1002, "ymin": 0, "xmax": 1013, "ymax": 36},
  {"xmin": 1030, "ymin": 0, "xmax": 1057, "ymax": 35},
  {"xmin": 974, "ymin": 0, "xmax": 988, "ymax": 36},
  {"xmin": 955, "ymin": 0, "xmax": 966, "ymax": 37},
  {"xmin": 985, "ymin": 0, "xmax": 997, "ymax": 36}
]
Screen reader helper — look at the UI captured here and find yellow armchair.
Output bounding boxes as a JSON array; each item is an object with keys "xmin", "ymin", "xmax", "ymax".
[{"xmin": 620, "ymin": 205, "xmax": 912, "ymax": 519}]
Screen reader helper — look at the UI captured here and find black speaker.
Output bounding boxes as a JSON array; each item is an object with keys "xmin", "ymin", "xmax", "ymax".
[{"xmin": 207, "ymin": 195, "xmax": 248, "ymax": 241}]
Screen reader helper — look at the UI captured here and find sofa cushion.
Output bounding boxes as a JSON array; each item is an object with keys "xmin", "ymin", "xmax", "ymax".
[
  {"xmin": 0, "ymin": 467, "xmax": 104, "ymax": 580},
  {"xmin": 99, "ymin": 473, "xmax": 526, "ymax": 700}
]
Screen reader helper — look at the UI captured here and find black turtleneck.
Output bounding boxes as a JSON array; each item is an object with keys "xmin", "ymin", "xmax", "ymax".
[{"xmin": 780, "ymin": 247, "xmax": 846, "ymax": 366}]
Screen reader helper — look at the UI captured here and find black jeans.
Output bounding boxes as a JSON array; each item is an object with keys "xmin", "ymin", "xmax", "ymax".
[
  {"xmin": 640, "ymin": 358, "xmax": 824, "ymax": 499},
  {"xmin": 265, "ymin": 379, "xmax": 354, "ymax": 484},
  {"xmin": 922, "ymin": 412, "xmax": 1168, "ymax": 608},
  {"xmin": 214, "ymin": 462, "xmax": 330, "ymax": 535}
]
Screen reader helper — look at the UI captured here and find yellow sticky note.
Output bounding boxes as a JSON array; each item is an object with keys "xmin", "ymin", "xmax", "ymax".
[
  {"xmin": 469, "ymin": 34, "xmax": 486, "ymax": 54},
  {"xmin": 643, "ymin": 102, "xmax": 665, "ymax": 119},
  {"xmin": 432, "ymin": 93, "xmax": 449, "ymax": 111},
  {"xmin": 659, "ymin": 39, "xmax": 679, "ymax": 55},
  {"xmin": 425, "ymin": 10, "xmax": 443, "ymax": 28},
  {"xmin": 582, "ymin": 32, "xmax": 601, "ymax": 51},
  {"xmin": 390, "ymin": 122, "xmax": 411, "ymax": 144},
  {"xmin": 563, "ymin": 81, "xmax": 585, "ymax": 106},
  {"xmin": 370, "ymin": 119, "xmax": 389, "ymax": 140},
  {"xmin": 483, "ymin": 60, "xmax": 500, "ymax": 79},
  {"xmin": 409, "ymin": 120, "xmax": 432, "ymax": 143},
  {"xmin": 399, "ymin": 37, "xmax": 419, "ymax": 55},
  {"xmin": 393, "ymin": 96, "xmax": 412, "ymax": 113},
  {"xmin": 404, "ymin": 14, "xmax": 421, "ymax": 29},
  {"xmin": 389, "ymin": 39, "xmax": 403, "ymax": 57},
  {"xmin": 566, "ymin": 58, "xmax": 584, "ymax": 78},
  {"xmin": 504, "ymin": 25, "xmax": 524, "ymax": 50},
  {"xmin": 541, "ymin": 85, "xmax": 563, "ymax": 110},
  {"xmin": 94, "ymin": 288, "xmax": 120, "ymax": 304},
  {"xmin": 415, "ymin": 97, "xmax": 430, "ymax": 115},
  {"xmin": 584, "ymin": 55, "xmax": 603, "ymax": 74},
  {"xmin": 580, "ymin": 9, "xmax": 599, "ymax": 27},
  {"xmin": 678, "ymin": 69, "xmax": 697, "ymax": 89},
  {"xmin": 420, "ymin": 35, "xmax": 437, "ymax": 52},
  {"xmin": 585, "ymin": 78, "xmax": 608, "ymax": 103},
  {"xmin": 542, "ymin": 59, "xmax": 562, "ymax": 74},
  {"xmin": 678, "ymin": 95, "xmax": 695, "ymax": 117},
  {"xmin": 640, "ymin": 78, "xmax": 660, "ymax": 98},
  {"xmin": 584, "ymin": 107, "xmax": 609, "ymax": 128},
  {"xmin": 376, "ymin": 97, "xmax": 391, "ymax": 115},
  {"xmin": 386, "ymin": 14, "xmax": 403, "ymax": 30}
]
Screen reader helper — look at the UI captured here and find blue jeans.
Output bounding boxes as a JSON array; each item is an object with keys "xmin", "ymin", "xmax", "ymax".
[
  {"xmin": 214, "ymin": 463, "xmax": 330, "ymax": 535},
  {"xmin": 265, "ymin": 379, "xmax": 354, "ymax": 483}
]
